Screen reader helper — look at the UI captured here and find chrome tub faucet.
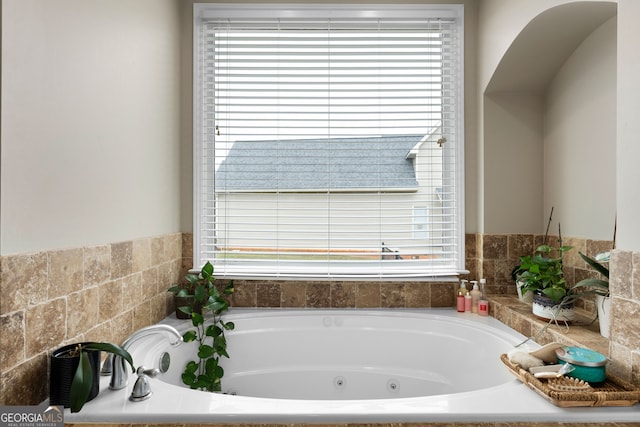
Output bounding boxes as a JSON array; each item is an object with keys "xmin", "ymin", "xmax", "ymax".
[{"xmin": 101, "ymin": 324, "xmax": 182, "ymax": 390}]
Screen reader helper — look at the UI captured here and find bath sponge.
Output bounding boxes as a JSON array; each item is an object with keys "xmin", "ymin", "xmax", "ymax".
[
  {"xmin": 507, "ymin": 348, "xmax": 545, "ymax": 370},
  {"xmin": 528, "ymin": 342, "xmax": 563, "ymax": 364}
]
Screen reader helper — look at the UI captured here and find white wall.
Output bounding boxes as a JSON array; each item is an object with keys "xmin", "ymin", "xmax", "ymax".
[
  {"xmin": 0, "ymin": 0, "xmax": 182, "ymax": 255},
  {"xmin": 483, "ymin": 93, "xmax": 544, "ymax": 234},
  {"xmin": 617, "ymin": 0, "xmax": 640, "ymax": 251},
  {"xmin": 478, "ymin": 0, "xmax": 618, "ymax": 237},
  {"xmin": 544, "ymin": 17, "xmax": 617, "ymax": 240}
]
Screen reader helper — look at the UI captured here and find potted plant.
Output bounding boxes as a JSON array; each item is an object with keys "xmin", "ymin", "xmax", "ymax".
[
  {"xmin": 571, "ymin": 251, "xmax": 611, "ymax": 337},
  {"xmin": 172, "ymin": 261, "xmax": 235, "ymax": 392},
  {"xmin": 50, "ymin": 342, "xmax": 134, "ymax": 413},
  {"xmin": 515, "ymin": 243, "xmax": 575, "ymax": 322}
]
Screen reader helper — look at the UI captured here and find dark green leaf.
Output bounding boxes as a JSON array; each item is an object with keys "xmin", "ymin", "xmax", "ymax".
[
  {"xmin": 196, "ymin": 375, "xmax": 211, "ymax": 388},
  {"xmin": 579, "ymin": 251, "xmax": 610, "ymax": 279},
  {"xmin": 182, "ymin": 330, "xmax": 197, "ymax": 342},
  {"xmin": 213, "ymin": 335, "xmax": 226, "ymax": 348},
  {"xmin": 185, "ymin": 273, "xmax": 200, "ymax": 285},
  {"xmin": 223, "ymin": 321, "xmax": 235, "ymax": 331},
  {"xmin": 202, "ymin": 261, "xmax": 214, "ymax": 279},
  {"xmin": 182, "ymin": 371, "xmax": 196, "ymax": 386},
  {"xmin": 178, "ymin": 305, "xmax": 192, "ymax": 315},
  {"xmin": 213, "ymin": 365, "xmax": 224, "ymax": 379},
  {"xmin": 211, "ymin": 301, "xmax": 227, "ymax": 313},
  {"xmin": 194, "ymin": 284, "xmax": 206, "ymax": 303},
  {"xmin": 572, "ymin": 278, "xmax": 609, "ymax": 294},
  {"xmin": 175, "ymin": 289, "xmax": 193, "ymax": 298},
  {"xmin": 543, "ymin": 287, "xmax": 566, "ymax": 303},
  {"xmin": 184, "ymin": 360, "xmax": 199, "ymax": 374},
  {"xmin": 210, "ymin": 286, "xmax": 221, "ymax": 299},
  {"xmin": 205, "ymin": 357, "xmax": 219, "ymax": 376},
  {"xmin": 191, "ymin": 312, "xmax": 204, "ymax": 327},
  {"xmin": 205, "ymin": 325, "xmax": 223, "ymax": 337},
  {"xmin": 69, "ymin": 351, "xmax": 93, "ymax": 413},
  {"xmin": 84, "ymin": 342, "xmax": 134, "ymax": 373},
  {"xmin": 198, "ymin": 344, "xmax": 215, "ymax": 359}
]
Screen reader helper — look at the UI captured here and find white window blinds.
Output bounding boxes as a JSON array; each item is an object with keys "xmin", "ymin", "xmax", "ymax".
[{"xmin": 193, "ymin": 4, "xmax": 464, "ymax": 279}]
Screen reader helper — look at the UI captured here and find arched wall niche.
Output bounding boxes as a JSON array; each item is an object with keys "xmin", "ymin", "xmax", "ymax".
[{"xmin": 482, "ymin": 1, "xmax": 617, "ymax": 237}]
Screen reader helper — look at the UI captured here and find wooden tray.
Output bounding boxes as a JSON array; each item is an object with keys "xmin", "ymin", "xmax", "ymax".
[{"xmin": 501, "ymin": 353, "xmax": 640, "ymax": 407}]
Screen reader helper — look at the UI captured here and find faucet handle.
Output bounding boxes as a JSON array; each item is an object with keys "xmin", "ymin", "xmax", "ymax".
[
  {"xmin": 138, "ymin": 366, "xmax": 161, "ymax": 377},
  {"xmin": 100, "ymin": 354, "xmax": 113, "ymax": 376},
  {"xmin": 129, "ymin": 366, "xmax": 161, "ymax": 402}
]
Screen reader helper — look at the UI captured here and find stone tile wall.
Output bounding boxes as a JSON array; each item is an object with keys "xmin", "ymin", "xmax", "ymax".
[
  {"xmin": 3, "ymin": 230, "xmax": 635, "ymax": 407},
  {"xmin": 0, "ymin": 233, "xmax": 183, "ymax": 405},
  {"xmin": 477, "ymin": 233, "xmax": 614, "ymax": 310},
  {"xmin": 608, "ymin": 249, "xmax": 640, "ymax": 385}
]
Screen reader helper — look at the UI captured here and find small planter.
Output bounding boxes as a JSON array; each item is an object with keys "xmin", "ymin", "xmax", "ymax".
[
  {"xmin": 516, "ymin": 279, "xmax": 533, "ymax": 303},
  {"xmin": 532, "ymin": 291, "xmax": 575, "ymax": 323},
  {"xmin": 49, "ymin": 343, "xmax": 101, "ymax": 408},
  {"xmin": 596, "ymin": 294, "xmax": 611, "ymax": 338},
  {"xmin": 174, "ymin": 295, "xmax": 202, "ymax": 319}
]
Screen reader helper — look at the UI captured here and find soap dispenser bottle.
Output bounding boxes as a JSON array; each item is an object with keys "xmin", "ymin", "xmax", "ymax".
[
  {"xmin": 478, "ymin": 278, "xmax": 489, "ymax": 316},
  {"xmin": 456, "ymin": 280, "xmax": 468, "ymax": 312},
  {"xmin": 470, "ymin": 280, "xmax": 481, "ymax": 313}
]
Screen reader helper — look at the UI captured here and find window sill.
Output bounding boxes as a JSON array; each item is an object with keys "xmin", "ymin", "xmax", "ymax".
[{"xmin": 488, "ymin": 295, "xmax": 609, "ymax": 357}]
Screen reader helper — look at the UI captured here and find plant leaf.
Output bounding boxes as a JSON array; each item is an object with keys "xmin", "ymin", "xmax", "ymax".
[
  {"xmin": 194, "ymin": 284, "xmax": 206, "ymax": 303},
  {"xmin": 84, "ymin": 342, "xmax": 134, "ymax": 373},
  {"xmin": 183, "ymin": 330, "xmax": 197, "ymax": 342},
  {"xmin": 182, "ymin": 371, "xmax": 196, "ymax": 386},
  {"xmin": 205, "ymin": 357, "xmax": 219, "ymax": 376},
  {"xmin": 70, "ymin": 350, "xmax": 93, "ymax": 413},
  {"xmin": 223, "ymin": 321, "xmax": 235, "ymax": 331},
  {"xmin": 205, "ymin": 325, "xmax": 223, "ymax": 337},
  {"xmin": 168, "ymin": 285, "xmax": 182, "ymax": 294},
  {"xmin": 185, "ymin": 360, "xmax": 199, "ymax": 374},
  {"xmin": 572, "ymin": 278, "xmax": 609, "ymax": 294},
  {"xmin": 543, "ymin": 287, "xmax": 566, "ymax": 303},
  {"xmin": 191, "ymin": 312, "xmax": 204, "ymax": 327},
  {"xmin": 198, "ymin": 344, "xmax": 215, "ymax": 359},
  {"xmin": 202, "ymin": 261, "xmax": 214, "ymax": 279},
  {"xmin": 579, "ymin": 252, "xmax": 610, "ymax": 279}
]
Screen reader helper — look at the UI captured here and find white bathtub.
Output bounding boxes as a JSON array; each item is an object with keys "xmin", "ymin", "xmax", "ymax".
[{"xmin": 65, "ymin": 309, "xmax": 640, "ymax": 424}]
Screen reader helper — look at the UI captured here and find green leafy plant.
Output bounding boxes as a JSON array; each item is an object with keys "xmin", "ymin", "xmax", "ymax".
[
  {"xmin": 515, "ymin": 244, "xmax": 573, "ymax": 303},
  {"xmin": 67, "ymin": 343, "xmax": 134, "ymax": 413},
  {"xmin": 175, "ymin": 261, "xmax": 235, "ymax": 392}
]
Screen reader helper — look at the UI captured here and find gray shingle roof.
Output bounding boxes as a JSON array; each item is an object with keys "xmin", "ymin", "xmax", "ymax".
[{"xmin": 215, "ymin": 135, "xmax": 423, "ymax": 192}]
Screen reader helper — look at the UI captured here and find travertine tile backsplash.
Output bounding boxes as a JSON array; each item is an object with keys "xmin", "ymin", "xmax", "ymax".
[
  {"xmin": 1, "ymin": 231, "xmax": 637, "ymax": 407},
  {"xmin": 0, "ymin": 233, "xmax": 183, "ymax": 405}
]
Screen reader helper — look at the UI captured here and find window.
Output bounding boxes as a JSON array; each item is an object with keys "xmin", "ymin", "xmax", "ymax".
[
  {"xmin": 413, "ymin": 206, "xmax": 429, "ymax": 240},
  {"xmin": 193, "ymin": 4, "xmax": 464, "ymax": 279}
]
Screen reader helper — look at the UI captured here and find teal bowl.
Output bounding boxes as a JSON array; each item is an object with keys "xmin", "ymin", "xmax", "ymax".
[{"xmin": 555, "ymin": 346, "xmax": 607, "ymax": 385}]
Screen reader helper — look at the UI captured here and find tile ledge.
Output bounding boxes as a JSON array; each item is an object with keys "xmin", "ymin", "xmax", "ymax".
[{"xmin": 489, "ymin": 295, "xmax": 609, "ymax": 356}]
